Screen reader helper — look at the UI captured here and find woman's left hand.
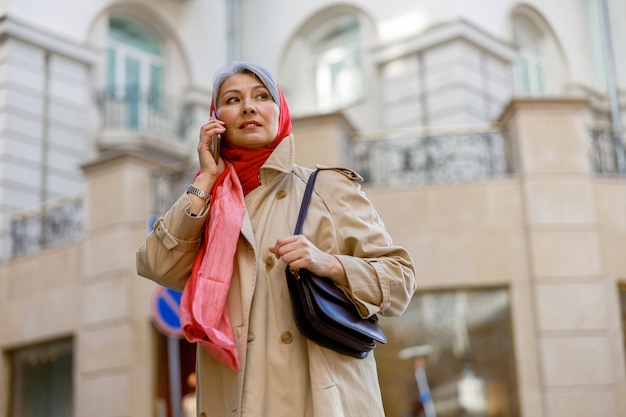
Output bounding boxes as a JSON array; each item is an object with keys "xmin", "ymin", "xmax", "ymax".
[{"xmin": 269, "ymin": 235, "xmax": 348, "ymax": 287}]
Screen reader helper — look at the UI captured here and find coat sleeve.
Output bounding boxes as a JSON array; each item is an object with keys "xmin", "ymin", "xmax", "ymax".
[
  {"xmin": 314, "ymin": 168, "xmax": 417, "ymax": 318},
  {"xmin": 135, "ymin": 193, "xmax": 207, "ymax": 292}
]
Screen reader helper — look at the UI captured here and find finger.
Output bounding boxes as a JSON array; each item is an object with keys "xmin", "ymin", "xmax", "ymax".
[
  {"xmin": 199, "ymin": 126, "xmax": 223, "ymax": 143},
  {"xmin": 199, "ymin": 120, "xmax": 225, "ymax": 137},
  {"xmin": 281, "ymin": 245, "xmax": 315, "ymax": 267}
]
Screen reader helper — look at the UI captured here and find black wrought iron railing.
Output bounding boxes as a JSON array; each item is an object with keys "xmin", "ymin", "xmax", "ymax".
[
  {"xmin": 98, "ymin": 91, "xmax": 192, "ymax": 141},
  {"xmin": 589, "ymin": 127, "xmax": 626, "ymax": 176},
  {"xmin": 151, "ymin": 166, "xmax": 198, "ymax": 216},
  {"xmin": 11, "ymin": 196, "xmax": 84, "ymax": 258},
  {"xmin": 349, "ymin": 125, "xmax": 512, "ymax": 186},
  {"xmin": 149, "ymin": 126, "xmax": 513, "ymax": 208}
]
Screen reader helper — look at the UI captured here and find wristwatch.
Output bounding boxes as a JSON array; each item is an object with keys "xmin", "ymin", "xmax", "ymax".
[{"xmin": 186, "ymin": 184, "xmax": 211, "ymax": 201}]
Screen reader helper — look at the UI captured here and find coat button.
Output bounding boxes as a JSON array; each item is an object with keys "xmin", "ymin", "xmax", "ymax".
[
  {"xmin": 280, "ymin": 331, "xmax": 293, "ymax": 344},
  {"xmin": 276, "ymin": 190, "xmax": 287, "ymax": 199},
  {"xmin": 265, "ymin": 256, "xmax": 275, "ymax": 268}
]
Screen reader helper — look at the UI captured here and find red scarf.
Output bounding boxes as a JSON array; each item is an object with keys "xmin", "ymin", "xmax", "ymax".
[{"xmin": 212, "ymin": 87, "xmax": 292, "ymax": 195}]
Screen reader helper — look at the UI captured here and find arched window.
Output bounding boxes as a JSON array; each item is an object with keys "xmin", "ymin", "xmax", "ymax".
[
  {"xmin": 510, "ymin": 9, "xmax": 568, "ymax": 97},
  {"xmin": 106, "ymin": 18, "xmax": 164, "ymax": 129},
  {"xmin": 511, "ymin": 14, "xmax": 545, "ymax": 95},
  {"xmin": 305, "ymin": 14, "xmax": 365, "ymax": 112}
]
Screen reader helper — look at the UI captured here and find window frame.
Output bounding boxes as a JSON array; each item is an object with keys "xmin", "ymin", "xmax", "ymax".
[
  {"xmin": 106, "ymin": 17, "xmax": 165, "ymax": 130},
  {"xmin": 511, "ymin": 13, "xmax": 546, "ymax": 96},
  {"xmin": 9, "ymin": 338, "xmax": 74, "ymax": 417}
]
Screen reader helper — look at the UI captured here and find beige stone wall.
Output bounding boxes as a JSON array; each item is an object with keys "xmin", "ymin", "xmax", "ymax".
[
  {"xmin": 499, "ymin": 99, "xmax": 626, "ymax": 417},
  {"xmin": 76, "ymin": 149, "xmax": 180, "ymax": 417},
  {"xmin": 594, "ymin": 180, "xmax": 626, "ymax": 416}
]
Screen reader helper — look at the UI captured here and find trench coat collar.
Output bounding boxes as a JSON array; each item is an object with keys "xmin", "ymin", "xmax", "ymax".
[{"xmin": 259, "ymin": 133, "xmax": 295, "ymax": 177}]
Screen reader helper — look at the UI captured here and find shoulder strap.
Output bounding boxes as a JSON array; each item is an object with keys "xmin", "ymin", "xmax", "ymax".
[{"xmin": 294, "ymin": 170, "xmax": 319, "ymax": 234}]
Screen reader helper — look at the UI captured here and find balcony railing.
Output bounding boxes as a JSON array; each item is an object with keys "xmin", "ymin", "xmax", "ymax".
[
  {"xmin": 589, "ymin": 127, "xmax": 626, "ymax": 176},
  {"xmin": 98, "ymin": 91, "xmax": 191, "ymax": 141},
  {"xmin": 11, "ymin": 196, "xmax": 84, "ymax": 258},
  {"xmin": 151, "ymin": 166, "xmax": 199, "ymax": 216},
  {"xmin": 149, "ymin": 126, "xmax": 513, "ymax": 208},
  {"xmin": 349, "ymin": 125, "xmax": 511, "ymax": 186}
]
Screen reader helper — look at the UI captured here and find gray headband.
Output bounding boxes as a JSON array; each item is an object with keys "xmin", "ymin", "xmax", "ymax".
[{"xmin": 212, "ymin": 61, "xmax": 280, "ymax": 108}]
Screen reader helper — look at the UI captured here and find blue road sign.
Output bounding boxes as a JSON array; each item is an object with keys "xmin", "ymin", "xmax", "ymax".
[{"xmin": 152, "ymin": 286, "xmax": 183, "ymax": 338}]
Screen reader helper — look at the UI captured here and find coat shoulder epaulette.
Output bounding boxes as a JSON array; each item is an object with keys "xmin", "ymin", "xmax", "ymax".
[{"xmin": 314, "ymin": 164, "xmax": 363, "ymax": 182}]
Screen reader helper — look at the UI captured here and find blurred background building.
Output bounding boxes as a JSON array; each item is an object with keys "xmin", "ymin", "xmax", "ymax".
[{"xmin": 0, "ymin": 0, "xmax": 625, "ymax": 416}]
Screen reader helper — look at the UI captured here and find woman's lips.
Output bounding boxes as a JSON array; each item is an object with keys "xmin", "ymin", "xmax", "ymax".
[{"xmin": 240, "ymin": 121, "xmax": 261, "ymax": 129}]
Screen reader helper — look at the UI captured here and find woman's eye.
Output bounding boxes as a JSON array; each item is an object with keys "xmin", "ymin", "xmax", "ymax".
[{"xmin": 225, "ymin": 97, "xmax": 239, "ymax": 104}]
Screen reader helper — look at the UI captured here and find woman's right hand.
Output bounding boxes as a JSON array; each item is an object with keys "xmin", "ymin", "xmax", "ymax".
[
  {"xmin": 195, "ymin": 118, "xmax": 226, "ymax": 187},
  {"xmin": 188, "ymin": 118, "xmax": 226, "ymax": 214}
]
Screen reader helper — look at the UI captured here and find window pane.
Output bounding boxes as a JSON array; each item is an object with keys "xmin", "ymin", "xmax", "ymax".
[
  {"xmin": 125, "ymin": 56, "xmax": 140, "ymax": 129},
  {"xmin": 150, "ymin": 64, "xmax": 163, "ymax": 110},
  {"xmin": 109, "ymin": 18, "xmax": 161, "ymax": 55},
  {"xmin": 377, "ymin": 288, "xmax": 519, "ymax": 417},
  {"xmin": 512, "ymin": 14, "xmax": 545, "ymax": 96},
  {"xmin": 10, "ymin": 339, "xmax": 73, "ymax": 417},
  {"xmin": 106, "ymin": 47, "xmax": 117, "ymax": 96}
]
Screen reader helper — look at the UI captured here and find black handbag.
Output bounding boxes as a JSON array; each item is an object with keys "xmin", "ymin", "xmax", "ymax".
[{"xmin": 285, "ymin": 169, "xmax": 387, "ymax": 358}]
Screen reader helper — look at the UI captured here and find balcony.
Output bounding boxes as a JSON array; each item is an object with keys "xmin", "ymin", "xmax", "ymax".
[
  {"xmin": 96, "ymin": 91, "xmax": 192, "ymax": 158},
  {"xmin": 151, "ymin": 165, "xmax": 198, "ymax": 216},
  {"xmin": 589, "ymin": 126, "xmax": 626, "ymax": 176},
  {"xmin": 148, "ymin": 124, "xmax": 514, "ymax": 214},
  {"xmin": 10, "ymin": 196, "xmax": 84, "ymax": 258},
  {"xmin": 349, "ymin": 124, "xmax": 512, "ymax": 186}
]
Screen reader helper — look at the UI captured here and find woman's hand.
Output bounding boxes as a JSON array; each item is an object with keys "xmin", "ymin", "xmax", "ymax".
[
  {"xmin": 188, "ymin": 118, "xmax": 227, "ymax": 214},
  {"xmin": 197, "ymin": 118, "xmax": 226, "ymax": 178},
  {"xmin": 269, "ymin": 235, "xmax": 348, "ymax": 287}
]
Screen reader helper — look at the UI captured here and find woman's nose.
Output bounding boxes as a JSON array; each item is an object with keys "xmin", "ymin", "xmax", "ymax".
[{"xmin": 242, "ymin": 101, "xmax": 256, "ymax": 115}]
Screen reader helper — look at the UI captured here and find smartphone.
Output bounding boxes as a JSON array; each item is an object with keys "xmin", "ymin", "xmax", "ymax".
[{"xmin": 210, "ymin": 111, "xmax": 221, "ymax": 162}]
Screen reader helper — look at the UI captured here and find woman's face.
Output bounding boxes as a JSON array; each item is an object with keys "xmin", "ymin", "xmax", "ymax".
[{"xmin": 215, "ymin": 73, "xmax": 280, "ymax": 149}]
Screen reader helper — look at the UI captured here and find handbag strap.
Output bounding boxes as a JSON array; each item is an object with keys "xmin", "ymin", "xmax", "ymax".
[{"xmin": 294, "ymin": 170, "xmax": 319, "ymax": 234}]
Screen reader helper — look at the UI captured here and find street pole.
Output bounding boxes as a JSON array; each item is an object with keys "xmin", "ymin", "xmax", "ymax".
[
  {"xmin": 168, "ymin": 336, "xmax": 182, "ymax": 417},
  {"xmin": 598, "ymin": 0, "xmax": 625, "ymax": 174},
  {"xmin": 413, "ymin": 359, "xmax": 437, "ymax": 417},
  {"xmin": 227, "ymin": 0, "xmax": 241, "ymax": 62}
]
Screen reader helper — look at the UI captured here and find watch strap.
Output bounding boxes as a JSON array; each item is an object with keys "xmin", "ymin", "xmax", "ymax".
[{"xmin": 186, "ymin": 184, "xmax": 211, "ymax": 201}]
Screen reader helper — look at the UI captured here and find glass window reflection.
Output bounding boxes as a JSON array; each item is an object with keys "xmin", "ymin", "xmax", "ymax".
[{"xmin": 377, "ymin": 287, "xmax": 519, "ymax": 417}]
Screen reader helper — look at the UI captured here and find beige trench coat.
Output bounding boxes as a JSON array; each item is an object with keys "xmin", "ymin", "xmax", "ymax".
[{"xmin": 137, "ymin": 135, "xmax": 416, "ymax": 417}]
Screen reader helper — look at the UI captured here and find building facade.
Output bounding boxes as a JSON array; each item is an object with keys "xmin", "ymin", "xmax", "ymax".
[{"xmin": 0, "ymin": 0, "xmax": 625, "ymax": 416}]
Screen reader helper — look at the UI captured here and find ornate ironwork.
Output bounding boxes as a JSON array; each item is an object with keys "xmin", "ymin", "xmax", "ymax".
[
  {"xmin": 151, "ymin": 165, "xmax": 199, "ymax": 216},
  {"xmin": 11, "ymin": 196, "xmax": 84, "ymax": 258},
  {"xmin": 349, "ymin": 126, "xmax": 511, "ymax": 186},
  {"xmin": 589, "ymin": 127, "xmax": 626, "ymax": 175}
]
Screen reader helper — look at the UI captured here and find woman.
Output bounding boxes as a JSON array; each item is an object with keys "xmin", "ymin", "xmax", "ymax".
[{"xmin": 136, "ymin": 61, "xmax": 416, "ymax": 417}]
